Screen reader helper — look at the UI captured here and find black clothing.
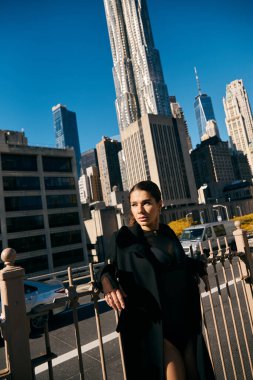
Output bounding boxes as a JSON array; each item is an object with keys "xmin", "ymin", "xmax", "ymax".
[{"xmin": 99, "ymin": 223, "xmax": 214, "ymax": 380}]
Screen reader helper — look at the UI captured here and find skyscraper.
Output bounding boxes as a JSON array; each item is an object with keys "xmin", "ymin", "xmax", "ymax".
[
  {"xmin": 223, "ymin": 79, "xmax": 253, "ymax": 175},
  {"xmin": 96, "ymin": 136, "xmax": 123, "ymax": 206},
  {"xmin": 194, "ymin": 68, "xmax": 219, "ymax": 141},
  {"xmin": 104, "ymin": 0, "xmax": 197, "ymax": 205},
  {"xmin": 104, "ymin": 0, "xmax": 171, "ymax": 133},
  {"xmin": 52, "ymin": 104, "xmax": 81, "ymax": 176}
]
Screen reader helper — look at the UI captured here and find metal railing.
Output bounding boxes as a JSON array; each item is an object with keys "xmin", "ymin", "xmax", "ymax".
[{"xmin": 0, "ymin": 222, "xmax": 253, "ymax": 379}]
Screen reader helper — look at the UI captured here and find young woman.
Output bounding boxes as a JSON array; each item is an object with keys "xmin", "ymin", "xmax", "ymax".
[{"xmin": 99, "ymin": 180, "xmax": 214, "ymax": 380}]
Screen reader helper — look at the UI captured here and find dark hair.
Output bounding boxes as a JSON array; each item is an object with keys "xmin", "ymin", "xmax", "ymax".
[{"xmin": 128, "ymin": 180, "xmax": 162, "ymax": 226}]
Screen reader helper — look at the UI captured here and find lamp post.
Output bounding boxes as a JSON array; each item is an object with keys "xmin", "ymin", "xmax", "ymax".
[
  {"xmin": 236, "ymin": 205, "xmax": 242, "ymax": 217},
  {"xmin": 213, "ymin": 204, "xmax": 229, "ymax": 220},
  {"xmin": 213, "ymin": 208, "xmax": 222, "ymax": 222},
  {"xmin": 186, "ymin": 212, "xmax": 192, "ymax": 223}
]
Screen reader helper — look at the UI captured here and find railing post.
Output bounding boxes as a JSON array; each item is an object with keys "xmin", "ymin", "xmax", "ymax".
[
  {"xmin": 233, "ymin": 221, "xmax": 253, "ymax": 319},
  {"xmin": 233, "ymin": 221, "xmax": 253, "ymax": 280},
  {"xmin": 0, "ymin": 248, "xmax": 33, "ymax": 380}
]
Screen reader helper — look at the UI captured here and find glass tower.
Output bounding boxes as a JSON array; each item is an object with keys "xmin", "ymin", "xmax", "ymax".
[
  {"xmin": 194, "ymin": 94, "xmax": 216, "ymax": 141},
  {"xmin": 52, "ymin": 104, "xmax": 81, "ymax": 176},
  {"xmin": 103, "ymin": 0, "xmax": 171, "ymax": 132}
]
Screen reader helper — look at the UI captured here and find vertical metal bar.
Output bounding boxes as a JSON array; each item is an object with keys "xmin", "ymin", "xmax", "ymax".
[
  {"xmin": 44, "ymin": 318, "xmax": 54, "ymax": 380},
  {"xmin": 114, "ymin": 310, "xmax": 127, "ymax": 380},
  {"xmin": 207, "ymin": 240, "xmax": 229, "ymax": 379},
  {"xmin": 200, "ymin": 297, "xmax": 214, "ymax": 371},
  {"xmin": 228, "ymin": 255, "xmax": 253, "ymax": 377},
  {"xmin": 220, "ymin": 240, "xmax": 246, "ymax": 379},
  {"xmin": 68, "ymin": 267, "xmax": 85, "ymax": 380},
  {"xmin": 89, "ymin": 263, "xmax": 107, "ymax": 380}
]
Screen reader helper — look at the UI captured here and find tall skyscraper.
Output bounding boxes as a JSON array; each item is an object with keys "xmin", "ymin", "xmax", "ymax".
[
  {"xmin": 104, "ymin": 0, "xmax": 171, "ymax": 133},
  {"xmin": 194, "ymin": 67, "xmax": 219, "ymax": 141},
  {"xmin": 52, "ymin": 104, "xmax": 81, "ymax": 176},
  {"xmin": 96, "ymin": 136, "xmax": 123, "ymax": 206},
  {"xmin": 104, "ymin": 0, "xmax": 197, "ymax": 205},
  {"xmin": 223, "ymin": 79, "xmax": 253, "ymax": 175}
]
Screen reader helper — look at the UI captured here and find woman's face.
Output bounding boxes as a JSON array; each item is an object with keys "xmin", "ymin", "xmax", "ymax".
[{"xmin": 130, "ymin": 189, "xmax": 162, "ymax": 231}]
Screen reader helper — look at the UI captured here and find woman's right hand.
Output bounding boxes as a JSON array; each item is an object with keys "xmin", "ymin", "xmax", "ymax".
[{"xmin": 104, "ymin": 287, "xmax": 127, "ymax": 311}]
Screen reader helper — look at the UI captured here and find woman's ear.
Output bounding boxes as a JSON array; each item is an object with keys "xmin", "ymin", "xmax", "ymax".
[{"xmin": 159, "ymin": 200, "xmax": 163, "ymax": 211}]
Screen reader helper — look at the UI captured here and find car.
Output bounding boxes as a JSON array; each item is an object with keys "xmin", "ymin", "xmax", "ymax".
[
  {"xmin": 180, "ymin": 221, "xmax": 236, "ymax": 257},
  {"xmin": 1, "ymin": 279, "xmax": 67, "ymax": 329}
]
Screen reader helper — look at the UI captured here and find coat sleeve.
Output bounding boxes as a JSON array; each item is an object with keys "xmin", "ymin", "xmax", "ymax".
[{"xmin": 96, "ymin": 232, "xmax": 119, "ymax": 294}]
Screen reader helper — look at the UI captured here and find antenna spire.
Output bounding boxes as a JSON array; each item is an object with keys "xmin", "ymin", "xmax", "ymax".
[{"xmin": 194, "ymin": 66, "xmax": 202, "ymax": 96}]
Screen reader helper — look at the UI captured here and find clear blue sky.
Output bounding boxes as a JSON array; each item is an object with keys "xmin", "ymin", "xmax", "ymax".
[{"xmin": 0, "ymin": 0, "xmax": 252, "ymax": 152}]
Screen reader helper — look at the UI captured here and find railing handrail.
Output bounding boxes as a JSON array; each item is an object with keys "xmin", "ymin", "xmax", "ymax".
[{"xmin": 27, "ymin": 262, "xmax": 104, "ymax": 282}]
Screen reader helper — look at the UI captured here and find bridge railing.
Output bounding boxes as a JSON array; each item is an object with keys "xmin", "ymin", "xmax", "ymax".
[{"xmin": 0, "ymin": 221, "xmax": 253, "ymax": 379}]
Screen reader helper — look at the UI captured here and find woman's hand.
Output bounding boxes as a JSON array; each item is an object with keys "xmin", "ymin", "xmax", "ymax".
[{"xmin": 105, "ymin": 287, "xmax": 127, "ymax": 311}]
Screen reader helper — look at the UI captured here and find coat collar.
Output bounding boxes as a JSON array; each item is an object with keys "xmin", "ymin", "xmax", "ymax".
[{"xmin": 116, "ymin": 223, "xmax": 174, "ymax": 248}]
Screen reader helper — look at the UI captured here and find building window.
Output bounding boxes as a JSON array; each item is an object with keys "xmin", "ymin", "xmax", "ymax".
[
  {"xmin": 52, "ymin": 248, "xmax": 84, "ymax": 267},
  {"xmin": 3, "ymin": 176, "xmax": 40, "ymax": 191},
  {"xmin": 5, "ymin": 196, "xmax": 42, "ymax": 211},
  {"xmin": 48, "ymin": 212, "xmax": 80, "ymax": 228},
  {"xmin": 16, "ymin": 255, "xmax": 48, "ymax": 274},
  {"xmin": 1, "ymin": 154, "xmax": 37, "ymax": 171},
  {"xmin": 8, "ymin": 235, "xmax": 46, "ymax": 253},
  {"xmin": 44, "ymin": 177, "xmax": 75, "ymax": 190},
  {"xmin": 50, "ymin": 230, "xmax": 82, "ymax": 247},
  {"xmin": 6, "ymin": 215, "xmax": 44, "ymax": 233},
  {"xmin": 46, "ymin": 194, "xmax": 77, "ymax": 209},
  {"xmin": 42, "ymin": 156, "xmax": 72, "ymax": 172}
]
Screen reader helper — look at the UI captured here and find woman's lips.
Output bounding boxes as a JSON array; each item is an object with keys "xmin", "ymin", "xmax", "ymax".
[{"xmin": 138, "ymin": 216, "xmax": 148, "ymax": 222}]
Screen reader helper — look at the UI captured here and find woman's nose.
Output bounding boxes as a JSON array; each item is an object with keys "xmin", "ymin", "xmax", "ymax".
[{"xmin": 137, "ymin": 204, "xmax": 144, "ymax": 213}]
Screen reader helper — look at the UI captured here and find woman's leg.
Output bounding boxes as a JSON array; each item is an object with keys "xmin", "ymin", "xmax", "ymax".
[
  {"xmin": 182, "ymin": 337, "xmax": 200, "ymax": 380},
  {"xmin": 163, "ymin": 339, "xmax": 186, "ymax": 380}
]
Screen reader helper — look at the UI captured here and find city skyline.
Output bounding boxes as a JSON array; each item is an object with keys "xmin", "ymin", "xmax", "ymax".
[{"xmin": 0, "ymin": 0, "xmax": 252, "ymax": 152}]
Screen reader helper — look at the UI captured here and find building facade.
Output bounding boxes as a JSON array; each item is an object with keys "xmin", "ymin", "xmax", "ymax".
[
  {"xmin": 81, "ymin": 148, "xmax": 98, "ymax": 174},
  {"xmin": 96, "ymin": 136, "xmax": 123, "ymax": 205},
  {"xmin": 223, "ymin": 79, "xmax": 253, "ymax": 175},
  {"xmin": 78, "ymin": 166, "xmax": 103, "ymax": 204},
  {"xmin": 191, "ymin": 136, "xmax": 235, "ymax": 200},
  {"xmin": 52, "ymin": 104, "xmax": 81, "ymax": 176},
  {"xmin": 104, "ymin": 0, "xmax": 197, "ymax": 205},
  {"xmin": 0, "ymin": 130, "xmax": 88, "ymax": 275},
  {"xmin": 170, "ymin": 96, "xmax": 192, "ymax": 152},
  {"xmin": 121, "ymin": 114, "xmax": 197, "ymax": 206}
]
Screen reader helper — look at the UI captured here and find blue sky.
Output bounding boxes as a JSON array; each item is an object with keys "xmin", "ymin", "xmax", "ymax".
[{"xmin": 0, "ymin": 0, "xmax": 252, "ymax": 152}]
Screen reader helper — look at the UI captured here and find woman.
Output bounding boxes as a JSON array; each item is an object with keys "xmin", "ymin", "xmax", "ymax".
[{"xmin": 99, "ymin": 180, "xmax": 214, "ymax": 380}]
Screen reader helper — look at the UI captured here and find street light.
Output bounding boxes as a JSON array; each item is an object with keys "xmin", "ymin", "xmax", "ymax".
[
  {"xmin": 213, "ymin": 204, "xmax": 229, "ymax": 220},
  {"xmin": 213, "ymin": 208, "xmax": 222, "ymax": 222},
  {"xmin": 199, "ymin": 210, "xmax": 205, "ymax": 224},
  {"xmin": 186, "ymin": 212, "xmax": 192, "ymax": 223},
  {"xmin": 236, "ymin": 205, "xmax": 242, "ymax": 216}
]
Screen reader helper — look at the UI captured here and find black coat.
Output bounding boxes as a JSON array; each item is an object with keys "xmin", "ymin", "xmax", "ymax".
[{"xmin": 99, "ymin": 223, "xmax": 214, "ymax": 380}]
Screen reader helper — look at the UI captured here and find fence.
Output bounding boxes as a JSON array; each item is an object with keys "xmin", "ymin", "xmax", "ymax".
[{"xmin": 0, "ymin": 221, "xmax": 253, "ymax": 379}]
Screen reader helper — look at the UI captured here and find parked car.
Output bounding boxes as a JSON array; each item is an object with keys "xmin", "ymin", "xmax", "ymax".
[
  {"xmin": 0, "ymin": 279, "xmax": 67, "ymax": 329},
  {"xmin": 180, "ymin": 221, "xmax": 236, "ymax": 257}
]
